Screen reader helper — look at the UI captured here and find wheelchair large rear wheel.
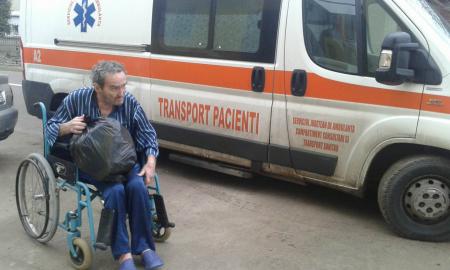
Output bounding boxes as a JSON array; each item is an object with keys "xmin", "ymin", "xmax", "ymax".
[{"xmin": 16, "ymin": 153, "xmax": 60, "ymax": 243}]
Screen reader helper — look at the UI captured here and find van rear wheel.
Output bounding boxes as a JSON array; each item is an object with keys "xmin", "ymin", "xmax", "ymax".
[{"xmin": 378, "ymin": 155, "xmax": 450, "ymax": 241}]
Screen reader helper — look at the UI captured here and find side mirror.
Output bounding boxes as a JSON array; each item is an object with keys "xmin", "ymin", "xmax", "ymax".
[{"xmin": 375, "ymin": 32, "xmax": 442, "ymax": 86}]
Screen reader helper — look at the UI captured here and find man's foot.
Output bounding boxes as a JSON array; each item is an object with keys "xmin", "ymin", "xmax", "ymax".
[
  {"xmin": 141, "ymin": 249, "xmax": 164, "ymax": 270},
  {"xmin": 119, "ymin": 258, "xmax": 137, "ymax": 270}
]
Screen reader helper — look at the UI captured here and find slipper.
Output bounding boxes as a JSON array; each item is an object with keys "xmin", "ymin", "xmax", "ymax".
[
  {"xmin": 141, "ymin": 249, "xmax": 164, "ymax": 270},
  {"xmin": 119, "ymin": 258, "xmax": 137, "ymax": 270}
]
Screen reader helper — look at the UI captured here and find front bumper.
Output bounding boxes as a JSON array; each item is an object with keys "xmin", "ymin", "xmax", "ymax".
[{"xmin": 0, "ymin": 106, "xmax": 18, "ymax": 140}]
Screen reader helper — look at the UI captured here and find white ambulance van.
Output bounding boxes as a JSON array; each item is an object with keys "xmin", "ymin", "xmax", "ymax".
[{"xmin": 20, "ymin": 0, "xmax": 450, "ymax": 241}]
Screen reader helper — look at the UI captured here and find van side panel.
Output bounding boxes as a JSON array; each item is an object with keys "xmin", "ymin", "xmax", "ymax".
[
  {"xmin": 21, "ymin": 0, "xmax": 153, "ymax": 116},
  {"xmin": 282, "ymin": 0, "xmax": 425, "ymax": 189}
]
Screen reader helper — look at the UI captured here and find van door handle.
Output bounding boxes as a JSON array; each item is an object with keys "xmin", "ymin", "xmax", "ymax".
[
  {"xmin": 291, "ymin": 69, "xmax": 307, "ymax": 96},
  {"xmin": 251, "ymin": 66, "xmax": 265, "ymax": 92}
]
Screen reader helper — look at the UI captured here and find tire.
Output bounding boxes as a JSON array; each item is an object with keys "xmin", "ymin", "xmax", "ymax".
[
  {"xmin": 69, "ymin": 237, "xmax": 93, "ymax": 270},
  {"xmin": 378, "ymin": 155, "xmax": 450, "ymax": 241},
  {"xmin": 153, "ymin": 223, "xmax": 172, "ymax": 243},
  {"xmin": 16, "ymin": 153, "xmax": 60, "ymax": 243}
]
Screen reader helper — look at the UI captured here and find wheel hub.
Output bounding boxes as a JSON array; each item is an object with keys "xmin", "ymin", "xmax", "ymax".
[{"xmin": 404, "ymin": 178, "xmax": 450, "ymax": 221}]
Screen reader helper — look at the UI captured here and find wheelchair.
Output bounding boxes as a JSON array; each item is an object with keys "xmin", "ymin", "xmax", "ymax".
[{"xmin": 16, "ymin": 84, "xmax": 174, "ymax": 269}]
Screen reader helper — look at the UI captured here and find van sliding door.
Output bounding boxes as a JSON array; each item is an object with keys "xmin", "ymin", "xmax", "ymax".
[{"xmin": 149, "ymin": 0, "xmax": 281, "ymax": 166}]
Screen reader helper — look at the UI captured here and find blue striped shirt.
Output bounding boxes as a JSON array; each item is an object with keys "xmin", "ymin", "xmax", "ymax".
[{"xmin": 46, "ymin": 87, "xmax": 159, "ymax": 158}]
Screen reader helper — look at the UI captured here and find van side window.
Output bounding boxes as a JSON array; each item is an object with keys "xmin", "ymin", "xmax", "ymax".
[
  {"xmin": 163, "ymin": 0, "xmax": 211, "ymax": 49},
  {"xmin": 303, "ymin": 0, "xmax": 358, "ymax": 74},
  {"xmin": 365, "ymin": 0, "xmax": 404, "ymax": 74},
  {"xmin": 214, "ymin": 0, "xmax": 264, "ymax": 53},
  {"xmin": 152, "ymin": 0, "xmax": 281, "ymax": 63}
]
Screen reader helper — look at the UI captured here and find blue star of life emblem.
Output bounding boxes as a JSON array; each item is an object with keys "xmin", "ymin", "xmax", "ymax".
[{"xmin": 73, "ymin": 0, "xmax": 96, "ymax": 32}]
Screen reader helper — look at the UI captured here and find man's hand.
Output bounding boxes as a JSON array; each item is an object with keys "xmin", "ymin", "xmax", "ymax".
[
  {"xmin": 59, "ymin": 115, "xmax": 86, "ymax": 136},
  {"xmin": 138, "ymin": 155, "xmax": 156, "ymax": 186}
]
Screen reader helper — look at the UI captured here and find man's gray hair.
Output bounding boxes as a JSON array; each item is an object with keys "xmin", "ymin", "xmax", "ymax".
[{"xmin": 91, "ymin": 61, "xmax": 126, "ymax": 88}]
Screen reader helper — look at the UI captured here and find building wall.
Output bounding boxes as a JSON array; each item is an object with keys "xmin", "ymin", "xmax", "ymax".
[
  {"xmin": 6, "ymin": 0, "xmax": 20, "ymax": 37},
  {"xmin": 8, "ymin": 11, "xmax": 19, "ymax": 36},
  {"xmin": 10, "ymin": 0, "xmax": 19, "ymax": 12}
]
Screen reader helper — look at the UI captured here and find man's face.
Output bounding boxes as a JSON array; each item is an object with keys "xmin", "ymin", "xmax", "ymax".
[{"xmin": 95, "ymin": 71, "xmax": 127, "ymax": 106}]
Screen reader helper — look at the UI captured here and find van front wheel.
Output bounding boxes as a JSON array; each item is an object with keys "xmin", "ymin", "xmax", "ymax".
[{"xmin": 378, "ymin": 155, "xmax": 450, "ymax": 241}]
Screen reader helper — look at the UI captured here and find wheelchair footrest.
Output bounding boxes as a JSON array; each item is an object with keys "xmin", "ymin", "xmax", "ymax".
[
  {"xmin": 96, "ymin": 208, "xmax": 115, "ymax": 247},
  {"xmin": 94, "ymin": 242, "xmax": 108, "ymax": 251},
  {"xmin": 153, "ymin": 194, "xmax": 171, "ymax": 228}
]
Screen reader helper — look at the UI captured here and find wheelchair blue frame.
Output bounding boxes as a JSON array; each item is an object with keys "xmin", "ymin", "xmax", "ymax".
[{"xmin": 35, "ymin": 101, "xmax": 166, "ymax": 261}]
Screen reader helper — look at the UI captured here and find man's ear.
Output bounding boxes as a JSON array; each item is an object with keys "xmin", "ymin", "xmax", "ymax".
[{"xmin": 93, "ymin": 83, "xmax": 101, "ymax": 92}]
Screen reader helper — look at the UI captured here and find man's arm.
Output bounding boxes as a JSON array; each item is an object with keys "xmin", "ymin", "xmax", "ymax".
[
  {"xmin": 46, "ymin": 95, "xmax": 86, "ymax": 147},
  {"xmin": 59, "ymin": 115, "xmax": 86, "ymax": 136},
  {"xmin": 131, "ymin": 99, "xmax": 159, "ymax": 185},
  {"xmin": 138, "ymin": 155, "xmax": 157, "ymax": 186}
]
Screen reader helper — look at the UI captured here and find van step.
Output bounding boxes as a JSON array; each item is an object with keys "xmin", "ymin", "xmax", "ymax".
[{"xmin": 168, "ymin": 153, "xmax": 253, "ymax": 179}]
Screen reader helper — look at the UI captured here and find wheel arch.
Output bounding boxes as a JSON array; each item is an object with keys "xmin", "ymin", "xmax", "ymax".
[{"xmin": 361, "ymin": 143, "xmax": 450, "ymax": 197}]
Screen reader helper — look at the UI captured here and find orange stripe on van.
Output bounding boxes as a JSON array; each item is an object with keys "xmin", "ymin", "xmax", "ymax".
[
  {"xmin": 421, "ymin": 94, "xmax": 450, "ymax": 114},
  {"xmin": 306, "ymin": 73, "xmax": 422, "ymax": 110},
  {"xmin": 273, "ymin": 70, "xmax": 285, "ymax": 95},
  {"xmin": 23, "ymin": 48, "xmax": 150, "ymax": 77},
  {"xmin": 151, "ymin": 59, "xmax": 286, "ymax": 93},
  {"xmin": 282, "ymin": 71, "xmax": 422, "ymax": 109},
  {"xmin": 23, "ymin": 47, "xmax": 272, "ymax": 93},
  {"xmin": 151, "ymin": 59, "xmax": 255, "ymax": 92},
  {"xmin": 23, "ymin": 47, "xmax": 450, "ymax": 114}
]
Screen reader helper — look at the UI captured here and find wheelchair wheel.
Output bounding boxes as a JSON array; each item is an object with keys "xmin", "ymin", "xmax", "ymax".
[
  {"xmin": 152, "ymin": 215, "xmax": 171, "ymax": 242},
  {"xmin": 69, "ymin": 237, "xmax": 93, "ymax": 270},
  {"xmin": 16, "ymin": 153, "xmax": 59, "ymax": 243}
]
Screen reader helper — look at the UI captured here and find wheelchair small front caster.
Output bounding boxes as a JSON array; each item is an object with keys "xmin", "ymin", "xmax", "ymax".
[
  {"xmin": 69, "ymin": 237, "xmax": 93, "ymax": 270},
  {"xmin": 153, "ymin": 225, "xmax": 172, "ymax": 242}
]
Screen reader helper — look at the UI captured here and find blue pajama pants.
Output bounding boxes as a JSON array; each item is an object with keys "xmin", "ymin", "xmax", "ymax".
[{"xmin": 80, "ymin": 164, "xmax": 156, "ymax": 259}]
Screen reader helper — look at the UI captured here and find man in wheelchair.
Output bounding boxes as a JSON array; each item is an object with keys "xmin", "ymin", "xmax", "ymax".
[{"xmin": 46, "ymin": 61, "xmax": 163, "ymax": 270}]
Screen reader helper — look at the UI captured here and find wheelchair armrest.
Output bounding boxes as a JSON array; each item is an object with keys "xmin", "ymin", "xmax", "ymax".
[
  {"xmin": 47, "ymin": 154, "xmax": 77, "ymax": 184},
  {"xmin": 50, "ymin": 134, "xmax": 73, "ymax": 161},
  {"xmin": 53, "ymin": 141, "xmax": 70, "ymax": 151}
]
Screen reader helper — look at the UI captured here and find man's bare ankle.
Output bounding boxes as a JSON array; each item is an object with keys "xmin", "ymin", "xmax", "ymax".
[{"xmin": 119, "ymin": 253, "xmax": 132, "ymax": 264}]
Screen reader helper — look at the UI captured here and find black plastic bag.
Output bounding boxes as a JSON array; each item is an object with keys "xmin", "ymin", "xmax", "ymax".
[{"xmin": 70, "ymin": 117, "xmax": 137, "ymax": 182}]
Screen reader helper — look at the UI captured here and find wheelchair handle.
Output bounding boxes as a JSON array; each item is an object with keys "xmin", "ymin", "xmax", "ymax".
[{"xmin": 34, "ymin": 102, "xmax": 50, "ymax": 157}]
